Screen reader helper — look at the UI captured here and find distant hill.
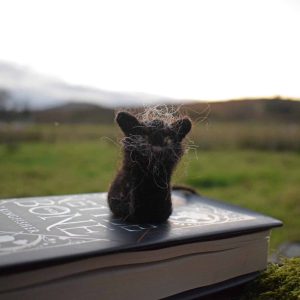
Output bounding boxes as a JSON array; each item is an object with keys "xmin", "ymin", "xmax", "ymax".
[
  {"xmin": 32, "ymin": 102, "xmax": 115, "ymax": 124},
  {"xmin": 1, "ymin": 97, "xmax": 300, "ymax": 124},
  {"xmin": 184, "ymin": 98, "xmax": 300, "ymax": 123},
  {"xmin": 1, "ymin": 62, "xmax": 299, "ymax": 124},
  {"xmin": 33, "ymin": 98, "xmax": 300, "ymax": 124}
]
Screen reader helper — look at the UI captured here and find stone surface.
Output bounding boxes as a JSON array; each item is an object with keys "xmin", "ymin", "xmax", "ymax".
[{"xmin": 271, "ymin": 242, "xmax": 300, "ymax": 263}]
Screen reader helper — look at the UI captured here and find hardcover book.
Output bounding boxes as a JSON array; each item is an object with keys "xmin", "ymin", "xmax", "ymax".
[{"xmin": 0, "ymin": 191, "xmax": 282, "ymax": 300}]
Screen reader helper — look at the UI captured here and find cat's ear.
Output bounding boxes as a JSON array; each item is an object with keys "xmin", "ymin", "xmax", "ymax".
[
  {"xmin": 116, "ymin": 112, "xmax": 142, "ymax": 135},
  {"xmin": 171, "ymin": 118, "xmax": 192, "ymax": 141}
]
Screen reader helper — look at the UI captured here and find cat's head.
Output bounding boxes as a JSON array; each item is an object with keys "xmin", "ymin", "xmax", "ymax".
[{"xmin": 116, "ymin": 111, "xmax": 191, "ymax": 163}]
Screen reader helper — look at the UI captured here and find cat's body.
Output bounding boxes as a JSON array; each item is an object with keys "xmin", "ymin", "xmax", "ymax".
[{"xmin": 108, "ymin": 111, "xmax": 191, "ymax": 223}]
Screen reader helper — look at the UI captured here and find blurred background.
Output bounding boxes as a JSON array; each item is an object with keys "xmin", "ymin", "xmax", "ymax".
[{"xmin": 0, "ymin": 0, "xmax": 299, "ymax": 251}]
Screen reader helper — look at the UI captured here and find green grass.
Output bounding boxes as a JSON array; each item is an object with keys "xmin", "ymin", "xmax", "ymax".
[
  {"xmin": 0, "ymin": 141, "xmax": 120, "ymax": 197},
  {"xmin": 1, "ymin": 140, "xmax": 299, "ymax": 250}
]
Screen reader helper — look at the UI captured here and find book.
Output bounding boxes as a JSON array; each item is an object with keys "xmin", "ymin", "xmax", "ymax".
[{"xmin": 0, "ymin": 191, "xmax": 282, "ymax": 300}]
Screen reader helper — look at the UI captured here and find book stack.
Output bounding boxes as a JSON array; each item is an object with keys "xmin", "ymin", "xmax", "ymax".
[{"xmin": 0, "ymin": 191, "xmax": 282, "ymax": 299}]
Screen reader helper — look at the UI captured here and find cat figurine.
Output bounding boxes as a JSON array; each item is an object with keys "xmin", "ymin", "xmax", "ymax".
[{"xmin": 108, "ymin": 111, "xmax": 192, "ymax": 223}]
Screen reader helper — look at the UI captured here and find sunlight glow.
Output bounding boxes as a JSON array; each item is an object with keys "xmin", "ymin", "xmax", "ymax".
[{"xmin": 0, "ymin": 0, "xmax": 299, "ymax": 100}]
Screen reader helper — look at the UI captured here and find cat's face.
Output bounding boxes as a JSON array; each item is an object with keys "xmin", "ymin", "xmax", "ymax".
[{"xmin": 116, "ymin": 112, "xmax": 191, "ymax": 163}]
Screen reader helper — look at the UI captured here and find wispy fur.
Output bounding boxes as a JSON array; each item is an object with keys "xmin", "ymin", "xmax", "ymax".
[{"xmin": 108, "ymin": 107, "xmax": 192, "ymax": 223}]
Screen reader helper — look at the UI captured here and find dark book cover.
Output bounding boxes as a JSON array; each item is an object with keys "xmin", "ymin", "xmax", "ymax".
[{"xmin": 0, "ymin": 191, "xmax": 282, "ymax": 274}]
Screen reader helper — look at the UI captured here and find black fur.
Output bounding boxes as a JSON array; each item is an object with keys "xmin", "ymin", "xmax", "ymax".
[{"xmin": 108, "ymin": 111, "xmax": 192, "ymax": 223}]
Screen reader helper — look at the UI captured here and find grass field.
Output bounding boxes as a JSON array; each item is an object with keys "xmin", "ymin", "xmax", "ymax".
[
  {"xmin": 1, "ymin": 125, "xmax": 300, "ymax": 250},
  {"xmin": 1, "ymin": 121, "xmax": 300, "ymax": 150}
]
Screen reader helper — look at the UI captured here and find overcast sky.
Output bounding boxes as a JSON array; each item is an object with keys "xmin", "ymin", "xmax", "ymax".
[{"xmin": 0, "ymin": 0, "xmax": 299, "ymax": 100}]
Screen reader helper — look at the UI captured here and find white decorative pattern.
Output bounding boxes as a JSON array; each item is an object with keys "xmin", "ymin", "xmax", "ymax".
[
  {"xmin": 0, "ymin": 193, "xmax": 255, "ymax": 255},
  {"xmin": 170, "ymin": 203, "xmax": 254, "ymax": 228}
]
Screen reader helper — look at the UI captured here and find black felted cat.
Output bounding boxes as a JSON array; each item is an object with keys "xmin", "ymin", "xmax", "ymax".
[{"xmin": 108, "ymin": 111, "xmax": 192, "ymax": 223}]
